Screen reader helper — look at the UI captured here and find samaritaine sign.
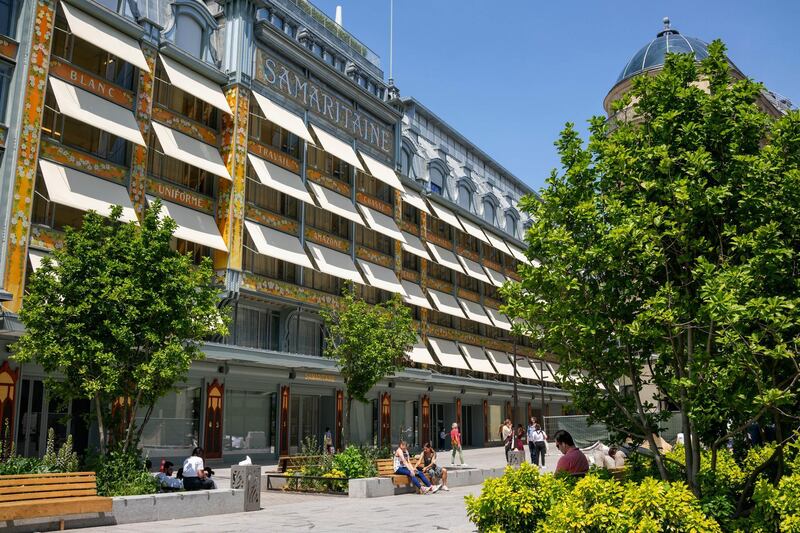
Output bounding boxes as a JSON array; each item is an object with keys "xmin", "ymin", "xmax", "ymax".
[{"xmin": 255, "ymin": 48, "xmax": 395, "ymax": 158}]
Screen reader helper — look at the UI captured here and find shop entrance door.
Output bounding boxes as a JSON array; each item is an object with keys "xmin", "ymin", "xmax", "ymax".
[
  {"xmin": 289, "ymin": 394, "xmax": 320, "ymax": 454},
  {"xmin": 431, "ymin": 404, "xmax": 445, "ymax": 449},
  {"xmin": 461, "ymin": 405, "xmax": 474, "ymax": 446},
  {"xmin": 15, "ymin": 379, "xmax": 45, "ymax": 457}
]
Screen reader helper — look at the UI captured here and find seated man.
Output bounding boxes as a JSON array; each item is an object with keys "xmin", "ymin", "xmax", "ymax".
[
  {"xmin": 394, "ymin": 440, "xmax": 439, "ymax": 494},
  {"xmin": 154, "ymin": 461, "xmax": 183, "ymax": 491},
  {"xmin": 606, "ymin": 446, "xmax": 626, "ymax": 469},
  {"xmin": 416, "ymin": 442, "xmax": 449, "ymax": 491},
  {"xmin": 554, "ymin": 430, "xmax": 589, "ymax": 476}
]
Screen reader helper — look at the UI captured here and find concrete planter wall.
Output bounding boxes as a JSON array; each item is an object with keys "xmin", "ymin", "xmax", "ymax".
[{"xmin": 348, "ymin": 466, "xmax": 506, "ymax": 498}]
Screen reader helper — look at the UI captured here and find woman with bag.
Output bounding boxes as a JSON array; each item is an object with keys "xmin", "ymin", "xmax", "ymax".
[{"xmin": 530, "ymin": 423, "xmax": 548, "ymax": 467}]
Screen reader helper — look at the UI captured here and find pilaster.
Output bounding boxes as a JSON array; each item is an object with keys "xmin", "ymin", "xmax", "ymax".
[
  {"xmin": 128, "ymin": 44, "xmax": 158, "ymax": 219},
  {"xmin": 2, "ymin": 0, "xmax": 57, "ymax": 312}
]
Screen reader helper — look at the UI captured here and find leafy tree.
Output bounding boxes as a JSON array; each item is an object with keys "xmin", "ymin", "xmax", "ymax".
[
  {"xmin": 14, "ymin": 202, "xmax": 227, "ymax": 455},
  {"xmin": 503, "ymin": 40, "xmax": 800, "ymax": 510},
  {"xmin": 321, "ymin": 286, "xmax": 416, "ymax": 446}
]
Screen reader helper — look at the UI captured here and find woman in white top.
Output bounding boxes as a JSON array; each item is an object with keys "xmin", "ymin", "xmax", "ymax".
[
  {"xmin": 182, "ymin": 447, "xmax": 214, "ymax": 491},
  {"xmin": 530, "ymin": 424, "xmax": 548, "ymax": 467}
]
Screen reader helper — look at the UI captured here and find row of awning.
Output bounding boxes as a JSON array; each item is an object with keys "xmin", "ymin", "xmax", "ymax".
[{"xmin": 408, "ymin": 336, "xmax": 558, "ymax": 382}]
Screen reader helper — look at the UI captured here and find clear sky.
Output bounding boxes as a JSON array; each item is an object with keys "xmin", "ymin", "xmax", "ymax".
[{"xmin": 307, "ymin": 0, "xmax": 800, "ymax": 193}]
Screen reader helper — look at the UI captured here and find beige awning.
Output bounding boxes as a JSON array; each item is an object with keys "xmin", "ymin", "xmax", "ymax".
[
  {"xmin": 457, "ymin": 256, "xmax": 491, "ymax": 284},
  {"xmin": 458, "ymin": 298, "xmax": 494, "ymax": 326},
  {"xmin": 48, "ymin": 77, "xmax": 145, "ymax": 146},
  {"xmin": 306, "ymin": 241, "xmax": 364, "ymax": 284},
  {"xmin": 400, "ymin": 280, "xmax": 432, "ymax": 309},
  {"xmin": 425, "ymin": 242, "xmax": 465, "ymax": 273},
  {"xmin": 61, "ymin": 2, "xmax": 149, "ymax": 71},
  {"xmin": 428, "ymin": 337, "xmax": 470, "ymax": 370},
  {"xmin": 309, "ymin": 125, "xmax": 363, "ymax": 170},
  {"xmin": 357, "ymin": 204, "xmax": 404, "ymax": 242},
  {"xmin": 484, "ymin": 266, "xmax": 506, "ymax": 287},
  {"xmin": 357, "ymin": 259, "xmax": 404, "ymax": 294},
  {"xmin": 546, "ymin": 362, "xmax": 560, "ymax": 383},
  {"xmin": 39, "ymin": 159, "xmax": 137, "ymax": 222},
  {"xmin": 426, "ymin": 288, "xmax": 466, "ymax": 319},
  {"xmin": 426, "ymin": 199, "xmax": 462, "ymax": 229},
  {"xmin": 459, "ymin": 344, "xmax": 496, "ymax": 374},
  {"xmin": 359, "ymin": 151, "xmax": 405, "ymax": 190},
  {"xmin": 408, "ymin": 337, "xmax": 436, "ymax": 365},
  {"xmin": 486, "ymin": 349, "xmax": 515, "ymax": 377},
  {"xmin": 28, "ymin": 249, "xmax": 50, "ymax": 272},
  {"xmin": 307, "ymin": 182, "xmax": 364, "ymax": 226},
  {"xmin": 516, "ymin": 358, "xmax": 540, "ymax": 380},
  {"xmin": 159, "ymin": 54, "xmax": 231, "ymax": 114},
  {"xmin": 247, "ymin": 153, "xmax": 312, "ymax": 203},
  {"xmin": 400, "ymin": 232, "xmax": 431, "ymax": 261},
  {"xmin": 250, "ymin": 91, "xmax": 313, "ymax": 143},
  {"xmin": 147, "ymin": 195, "xmax": 226, "ymax": 251},
  {"xmin": 244, "ymin": 220, "xmax": 312, "ymax": 268},
  {"xmin": 484, "ymin": 307, "xmax": 512, "ymax": 331},
  {"xmin": 457, "ymin": 215, "xmax": 490, "ymax": 244},
  {"xmin": 506, "ymin": 243, "xmax": 535, "ymax": 265},
  {"xmin": 151, "ymin": 122, "xmax": 231, "ymax": 180},
  {"xmin": 401, "ymin": 189, "xmax": 430, "ymax": 214},
  {"xmin": 483, "ymin": 229, "xmax": 510, "ymax": 256}
]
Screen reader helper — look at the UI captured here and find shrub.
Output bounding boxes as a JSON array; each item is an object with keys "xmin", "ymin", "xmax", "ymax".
[
  {"xmin": 464, "ymin": 463, "xmax": 570, "ymax": 532},
  {"xmin": 88, "ymin": 449, "xmax": 158, "ymax": 496},
  {"xmin": 332, "ymin": 445, "xmax": 377, "ymax": 479},
  {"xmin": 0, "ymin": 427, "xmax": 78, "ymax": 475},
  {"xmin": 751, "ymin": 473, "xmax": 800, "ymax": 533}
]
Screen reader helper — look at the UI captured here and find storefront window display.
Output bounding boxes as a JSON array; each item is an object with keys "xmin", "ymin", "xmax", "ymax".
[{"xmin": 224, "ymin": 390, "xmax": 275, "ymax": 453}]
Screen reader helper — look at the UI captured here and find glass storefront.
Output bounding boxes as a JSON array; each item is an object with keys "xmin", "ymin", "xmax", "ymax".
[
  {"xmin": 224, "ymin": 390, "xmax": 274, "ymax": 453},
  {"xmin": 137, "ymin": 384, "xmax": 201, "ymax": 449}
]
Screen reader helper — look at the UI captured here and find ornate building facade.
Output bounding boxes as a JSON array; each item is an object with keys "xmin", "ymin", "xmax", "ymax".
[{"xmin": 0, "ymin": 0, "xmax": 566, "ymax": 462}]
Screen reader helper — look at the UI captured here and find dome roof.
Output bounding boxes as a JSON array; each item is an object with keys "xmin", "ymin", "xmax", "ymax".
[{"xmin": 616, "ymin": 18, "xmax": 709, "ymax": 83}]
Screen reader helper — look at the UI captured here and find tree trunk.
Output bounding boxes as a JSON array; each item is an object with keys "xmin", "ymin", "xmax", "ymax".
[
  {"xmin": 94, "ymin": 394, "xmax": 107, "ymax": 456},
  {"xmin": 344, "ymin": 395, "xmax": 353, "ymax": 448},
  {"xmin": 122, "ymin": 389, "xmax": 143, "ymax": 454}
]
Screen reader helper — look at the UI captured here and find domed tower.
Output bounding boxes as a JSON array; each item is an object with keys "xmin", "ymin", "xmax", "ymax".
[{"xmin": 604, "ymin": 17, "xmax": 791, "ymax": 119}]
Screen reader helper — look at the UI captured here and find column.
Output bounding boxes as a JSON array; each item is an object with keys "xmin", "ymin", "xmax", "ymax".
[{"xmin": 128, "ymin": 43, "xmax": 158, "ymax": 218}]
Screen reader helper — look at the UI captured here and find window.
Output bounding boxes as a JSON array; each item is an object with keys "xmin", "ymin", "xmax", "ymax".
[
  {"xmin": 427, "ymin": 262, "xmax": 452, "ymax": 285},
  {"xmin": 136, "ymin": 384, "xmax": 201, "ymax": 448},
  {"xmin": 41, "ymin": 91, "xmax": 129, "ymax": 166},
  {"xmin": 402, "ymin": 202, "xmax": 419, "ymax": 226},
  {"xmin": 426, "ymin": 215, "xmax": 452, "ymax": 241},
  {"xmin": 147, "ymin": 132, "xmax": 213, "ymax": 195},
  {"xmin": 402, "ymin": 251, "xmax": 419, "ymax": 273},
  {"xmin": 307, "ymin": 145, "xmax": 351, "ymax": 185},
  {"xmin": 286, "ymin": 313, "xmax": 324, "ymax": 355},
  {"xmin": 485, "ymin": 283, "xmax": 500, "ymax": 301},
  {"xmin": 305, "ymin": 203, "xmax": 350, "ymax": 240},
  {"xmin": 485, "ymin": 245, "xmax": 502, "ymax": 266},
  {"xmin": 457, "ymin": 317, "xmax": 479, "ymax": 335},
  {"xmin": 360, "ymin": 285, "xmax": 391, "ymax": 305},
  {"xmin": 224, "ymin": 390, "xmax": 274, "ymax": 452},
  {"xmin": 271, "ymin": 13, "xmax": 284, "ymax": 31},
  {"xmin": 248, "ymin": 109, "xmax": 301, "ymax": 159},
  {"xmin": 428, "ymin": 310, "xmax": 452, "ymax": 329},
  {"xmin": 457, "ymin": 183, "xmax": 472, "ymax": 210},
  {"xmin": 483, "ymin": 200, "xmax": 496, "ymax": 225},
  {"xmin": 505, "ymin": 213, "xmax": 518, "ymax": 238},
  {"xmin": 245, "ymin": 165, "xmax": 299, "ymax": 219},
  {"xmin": 154, "ymin": 62, "xmax": 219, "ymax": 129},
  {"xmin": 457, "ymin": 272, "xmax": 479, "ymax": 294},
  {"xmin": 31, "ymin": 176, "xmax": 86, "ymax": 231},
  {"xmin": 356, "ymin": 171, "xmax": 392, "ymax": 205},
  {"xmin": 0, "ymin": 62, "xmax": 10, "ymax": 118},
  {"xmin": 356, "ymin": 226, "xmax": 393, "ymax": 257},
  {"xmin": 231, "ymin": 305, "xmax": 281, "ymax": 351},
  {"xmin": 175, "ymin": 238, "xmax": 211, "ymax": 264},
  {"xmin": 457, "ymin": 231, "xmax": 479, "ymax": 254},
  {"xmin": 51, "ymin": 9, "xmax": 135, "ymax": 90},
  {"xmin": 242, "ymin": 236, "xmax": 298, "ymax": 283},
  {"xmin": 429, "ymin": 166, "xmax": 445, "ymax": 195},
  {"xmin": 175, "ymin": 14, "xmax": 203, "ymax": 58},
  {"xmin": 1, "ymin": 0, "xmax": 18, "ymax": 39},
  {"xmin": 301, "ymin": 268, "xmax": 342, "ymax": 296}
]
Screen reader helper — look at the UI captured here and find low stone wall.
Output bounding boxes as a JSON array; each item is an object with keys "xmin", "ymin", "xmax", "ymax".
[
  {"xmin": 348, "ymin": 466, "xmax": 506, "ymax": 498},
  {"xmin": 3, "ymin": 489, "xmax": 246, "ymax": 533}
]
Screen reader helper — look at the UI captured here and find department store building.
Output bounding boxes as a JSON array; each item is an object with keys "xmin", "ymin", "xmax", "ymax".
[{"xmin": 0, "ymin": 0, "xmax": 569, "ymax": 463}]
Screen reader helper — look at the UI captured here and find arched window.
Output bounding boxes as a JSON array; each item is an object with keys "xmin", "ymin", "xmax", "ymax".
[
  {"xmin": 505, "ymin": 213, "xmax": 518, "ymax": 238},
  {"xmin": 483, "ymin": 200, "xmax": 496, "ymax": 225},
  {"xmin": 400, "ymin": 148, "xmax": 413, "ymax": 179},
  {"xmin": 457, "ymin": 183, "xmax": 472, "ymax": 210},
  {"xmin": 175, "ymin": 14, "xmax": 203, "ymax": 58},
  {"xmin": 429, "ymin": 166, "xmax": 445, "ymax": 195}
]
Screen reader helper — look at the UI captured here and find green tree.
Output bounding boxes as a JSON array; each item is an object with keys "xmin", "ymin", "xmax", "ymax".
[
  {"xmin": 503, "ymin": 40, "xmax": 800, "ymax": 509},
  {"xmin": 321, "ymin": 286, "xmax": 416, "ymax": 446},
  {"xmin": 14, "ymin": 202, "xmax": 227, "ymax": 455}
]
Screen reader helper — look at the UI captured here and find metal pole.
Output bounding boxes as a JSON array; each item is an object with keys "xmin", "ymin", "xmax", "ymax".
[
  {"xmin": 540, "ymin": 359, "xmax": 545, "ymax": 431},
  {"xmin": 512, "ymin": 339, "xmax": 518, "ymax": 426}
]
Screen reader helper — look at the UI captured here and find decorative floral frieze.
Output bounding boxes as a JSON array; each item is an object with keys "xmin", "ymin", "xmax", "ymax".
[
  {"xmin": 398, "ymin": 220, "xmax": 419, "ymax": 235},
  {"xmin": 306, "ymin": 168, "xmax": 351, "ymax": 196},
  {"xmin": 29, "ymin": 224, "xmax": 64, "ymax": 251},
  {"xmin": 247, "ymin": 139, "xmax": 300, "ymax": 174},
  {"xmin": 0, "ymin": 125, "xmax": 7, "ymax": 149},
  {"xmin": 355, "ymin": 193, "xmax": 392, "ymax": 216},
  {"xmin": 355, "ymin": 246, "xmax": 392, "ymax": 268},
  {"xmin": 457, "ymin": 288, "xmax": 480, "ymax": 303},
  {"xmin": 216, "ymin": 86, "xmax": 248, "ymax": 270},
  {"xmin": 240, "ymin": 272, "xmax": 341, "ymax": 308},
  {"xmin": 152, "ymin": 104, "xmax": 217, "ymax": 146},
  {"xmin": 425, "ymin": 232, "xmax": 451, "ymax": 249},
  {"xmin": 128, "ymin": 45, "xmax": 157, "ymax": 219},
  {"xmin": 400, "ymin": 270, "xmax": 420, "ymax": 283},
  {"xmin": 0, "ymin": 35, "xmax": 18, "ymax": 62},
  {"xmin": 49, "ymin": 58, "xmax": 134, "ymax": 108},
  {"xmin": 245, "ymin": 204, "xmax": 299, "ymax": 235},
  {"xmin": 484, "ymin": 296, "xmax": 503, "ymax": 310},
  {"xmin": 426, "ymin": 323, "xmax": 514, "ymax": 353},
  {"xmin": 427, "ymin": 277, "xmax": 453, "ymax": 293},
  {"xmin": 39, "ymin": 139, "xmax": 128, "ymax": 183},
  {"xmin": 483, "ymin": 258, "xmax": 503, "ymax": 273},
  {"xmin": 145, "ymin": 177, "xmax": 213, "ymax": 213},
  {"xmin": 306, "ymin": 228, "xmax": 350, "ymax": 253},
  {"xmin": 457, "ymin": 247, "xmax": 480, "ymax": 263}
]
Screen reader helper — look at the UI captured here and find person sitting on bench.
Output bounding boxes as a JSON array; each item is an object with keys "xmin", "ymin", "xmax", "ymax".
[
  {"xmin": 416, "ymin": 442, "xmax": 449, "ymax": 491},
  {"xmin": 154, "ymin": 461, "xmax": 183, "ymax": 491},
  {"xmin": 182, "ymin": 447, "xmax": 215, "ymax": 491},
  {"xmin": 394, "ymin": 440, "xmax": 438, "ymax": 494}
]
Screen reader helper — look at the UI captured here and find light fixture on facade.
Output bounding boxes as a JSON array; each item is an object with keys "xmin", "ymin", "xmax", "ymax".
[{"xmin": 289, "ymin": 371, "xmax": 296, "ymax": 380}]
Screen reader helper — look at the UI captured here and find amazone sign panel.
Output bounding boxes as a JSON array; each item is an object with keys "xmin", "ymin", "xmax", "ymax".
[{"xmin": 255, "ymin": 48, "xmax": 395, "ymax": 158}]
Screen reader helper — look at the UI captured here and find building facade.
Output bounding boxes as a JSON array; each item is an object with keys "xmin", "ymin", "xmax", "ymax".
[{"xmin": 0, "ymin": 0, "xmax": 568, "ymax": 462}]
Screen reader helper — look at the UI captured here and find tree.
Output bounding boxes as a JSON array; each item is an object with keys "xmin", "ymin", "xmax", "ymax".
[
  {"xmin": 321, "ymin": 286, "xmax": 416, "ymax": 446},
  {"xmin": 14, "ymin": 202, "xmax": 228, "ymax": 455},
  {"xmin": 503, "ymin": 41, "xmax": 800, "ymax": 508}
]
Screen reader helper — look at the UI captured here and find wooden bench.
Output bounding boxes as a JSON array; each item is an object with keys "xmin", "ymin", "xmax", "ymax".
[
  {"xmin": 608, "ymin": 467, "xmax": 626, "ymax": 481},
  {"xmin": 376, "ymin": 457, "xmax": 432, "ymax": 488},
  {"xmin": 0, "ymin": 472, "xmax": 112, "ymax": 529},
  {"xmin": 277, "ymin": 455, "xmax": 325, "ymax": 473}
]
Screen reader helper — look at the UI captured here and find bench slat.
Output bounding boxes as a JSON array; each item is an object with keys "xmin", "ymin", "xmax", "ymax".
[
  {"xmin": 0, "ymin": 482, "xmax": 96, "ymax": 495},
  {"xmin": 0, "ymin": 472, "xmax": 96, "ymax": 480},
  {"xmin": 0, "ymin": 475, "xmax": 95, "ymax": 488},
  {"xmin": 0, "ymin": 495, "xmax": 112, "ymax": 521},
  {"xmin": 0, "ymin": 488, "xmax": 99, "ymax": 503}
]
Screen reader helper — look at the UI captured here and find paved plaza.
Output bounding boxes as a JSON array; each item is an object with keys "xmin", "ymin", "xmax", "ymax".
[{"xmin": 79, "ymin": 446, "xmax": 560, "ymax": 532}]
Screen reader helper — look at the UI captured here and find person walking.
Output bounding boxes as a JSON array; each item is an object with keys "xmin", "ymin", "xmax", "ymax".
[
  {"xmin": 502, "ymin": 419, "xmax": 513, "ymax": 463},
  {"xmin": 530, "ymin": 423, "xmax": 548, "ymax": 467},
  {"xmin": 450, "ymin": 422, "xmax": 465, "ymax": 466},
  {"xmin": 527, "ymin": 417, "xmax": 537, "ymax": 463}
]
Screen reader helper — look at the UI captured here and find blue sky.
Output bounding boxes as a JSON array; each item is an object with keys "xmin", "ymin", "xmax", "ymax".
[{"xmin": 307, "ymin": 0, "xmax": 800, "ymax": 193}]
